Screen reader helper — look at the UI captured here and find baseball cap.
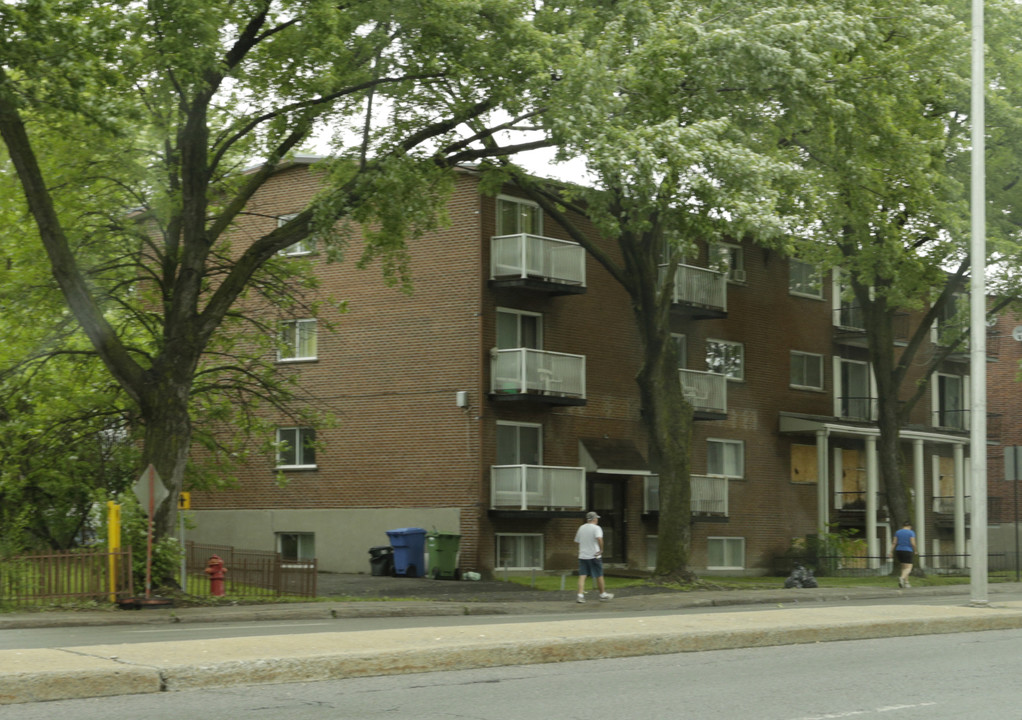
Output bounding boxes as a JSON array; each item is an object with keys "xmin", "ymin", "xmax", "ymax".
[{"xmin": 586, "ymin": 511, "xmax": 600, "ymax": 521}]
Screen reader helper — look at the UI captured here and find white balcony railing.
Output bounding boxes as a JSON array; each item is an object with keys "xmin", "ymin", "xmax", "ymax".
[
  {"xmin": 491, "ymin": 234, "xmax": 586, "ymax": 287},
  {"xmin": 643, "ymin": 475, "xmax": 729, "ymax": 516},
  {"xmin": 491, "ymin": 348, "xmax": 586, "ymax": 400},
  {"xmin": 658, "ymin": 263, "xmax": 727, "ymax": 312},
  {"xmin": 679, "ymin": 369, "xmax": 727, "ymax": 415},
  {"xmin": 491, "ymin": 464, "xmax": 587, "ymax": 510}
]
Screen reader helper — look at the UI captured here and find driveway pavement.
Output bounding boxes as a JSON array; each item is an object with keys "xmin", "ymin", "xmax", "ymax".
[{"xmin": 3, "ymin": 576, "xmax": 1021, "ymax": 706}]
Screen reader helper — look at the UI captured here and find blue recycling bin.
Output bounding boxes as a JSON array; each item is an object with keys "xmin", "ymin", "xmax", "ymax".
[{"xmin": 386, "ymin": 527, "xmax": 427, "ymax": 577}]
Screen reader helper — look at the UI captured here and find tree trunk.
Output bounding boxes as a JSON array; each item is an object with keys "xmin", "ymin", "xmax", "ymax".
[{"xmin": 635, "ymin": 314, "xmax": 694, "ymax": 580}]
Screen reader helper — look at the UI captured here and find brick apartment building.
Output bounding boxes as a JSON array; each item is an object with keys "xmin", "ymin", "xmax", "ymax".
[{"xmin": 186, "ymin": 159, "xmax": 1016, "ymax": 576}]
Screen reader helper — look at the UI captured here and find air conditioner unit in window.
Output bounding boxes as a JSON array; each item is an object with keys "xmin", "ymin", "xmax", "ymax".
[{"xmin": 731, "ymin": 269, "xmax": 747, "ymax": 283}]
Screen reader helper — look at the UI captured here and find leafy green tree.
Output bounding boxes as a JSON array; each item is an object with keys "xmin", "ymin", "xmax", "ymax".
[
  {"xmin": 0, "ymin": 0, "xmax": 555, "ymax": 547},
  {"xmin": 506, "ymin": 0, "xmax": 870, "ymax": 578},
  {"xmin": 787, "ymin": 0, "xmax": 1022, "ymax": 533}
]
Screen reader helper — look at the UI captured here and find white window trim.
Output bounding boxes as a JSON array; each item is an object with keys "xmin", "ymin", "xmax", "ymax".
[
  {"xmin": 275, "ymin": 427, "xmax": 317, "ymax": 469},
  {"xmin": 707, "ymin": 536, "xmax": 745, "ymax": 570},
  {"xmin": 277, "ymin": 213, "xmax": 315, "ymax": 256},
  {"xmin": 706, "ymin": 338, "xmax": 745, "ymax": 381},
  {"xmin": 276, "ymin": 531, "xmax": 316, "ymax": 566},
  {"xmin": 278, "ymin": 318, "xmax": 318, "ymax": 362},
  {"xmin": 496, "ymin": 307, "xmax": 544, "ymax": 349},
  {"xmin": 707, "ymin": 438, "xmax": 744, "ymax": 479},
  {"xmin": 710, "ymin": 241, "xmax": 746, "ymax": 283},
  {"xmin": 789, "ymin": 259, "xmax": 823, "ymax": 299},
  {"xmin": 790, "ymin": 350, "xmax": 824, "ymax": 390},
  {"xmin": 495, "ymin": 533, "xmax": 544, "ymax": 570},
  {"xmin": 496, "ymin": 194, "xmax": 543, "ymax": 236},
  {"xmin": 496, "ymin": 420, "xmax": 543, "ymax": 465},
  {"xmin": 833, "ymin": 356, "xmax": 876, "ymax": 419},
  {"xmin": 930, "ymin": 371, "xmax": 970, "ymax": 429}
]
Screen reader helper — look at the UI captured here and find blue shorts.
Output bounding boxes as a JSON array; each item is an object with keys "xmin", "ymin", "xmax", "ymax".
[{"xmin": 578, "ymin": 557, "xmax": 604, "ymax": 578}]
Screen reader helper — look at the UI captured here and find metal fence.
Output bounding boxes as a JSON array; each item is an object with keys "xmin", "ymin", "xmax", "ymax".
[
  {"xmin": 0, "ymin": 548, "xmax": 134, "ymax": 606},
  {"xmin": 777, "ymin": 553, "xmax": 1009, "ymax": 578},
  {"xmin": 185, "ymin": 541, "xmax": 318, "ymax": 598}
]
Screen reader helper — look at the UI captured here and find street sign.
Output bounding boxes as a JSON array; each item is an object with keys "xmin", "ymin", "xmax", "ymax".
[
  {"xmin": 133, "ymin": 464, "xmax": 168, "ymax": 517},
  {"xmin": 178, "ymin": 492, "xmax": 191, "ymax": 510}
]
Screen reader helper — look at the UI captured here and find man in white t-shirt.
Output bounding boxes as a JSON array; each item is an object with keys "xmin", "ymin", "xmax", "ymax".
[{"xmin": 573, "ymin": 511, "xmax": 613, "ymax": 603}]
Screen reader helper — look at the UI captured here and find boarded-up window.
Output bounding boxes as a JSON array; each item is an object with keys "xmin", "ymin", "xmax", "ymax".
[{"xmin": 791, "ymin": 444, "xmax": 818, "ymax": 484}]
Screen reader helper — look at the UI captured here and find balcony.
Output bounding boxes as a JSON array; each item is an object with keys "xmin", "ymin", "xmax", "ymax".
[
  {"xmin": 837, "ymin": 395, "xmax": 877, "ymax": 422},
  {"xmin": 490, "ymin": 234, "xmax": 586, "ymax": 295},
  {"xmin": 833, "ymin": 491, "xmax": 889, "ymax": 525},
  {"xmin": 643, "ymin": 475, "xmax": 729, "ymax": 517},
  {"xmin": 659, "ymin": 263, "xmax": 727, "ymax": 319},
  {"xmin": 490, "ymin": 348, "xmax": 586, "ymax": 405},
  {"xmin": 833, "ymin": 307, "xmax": 909, "ymax": 348},
  {"xmin": 679, "ymin": 369, "xmax": 727, "ymax": 419},
  {"xmin": 490, "ymin": 464, "xmax": 586, "ymax": 511}
]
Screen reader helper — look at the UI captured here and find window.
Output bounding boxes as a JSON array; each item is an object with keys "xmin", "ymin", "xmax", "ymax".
[
  {"xmin": 710, "ymin": 242, "xmax": 745, "ymax": 282},
  {"xmin": 671, "ymin": 333, "xmax": 687, "ymax": 369},
  {"xmin": 933, "ymin": 372, "xmax": 967, "ymax": 430},
  {"xmin": 496, "ymin": 196, "xmax": 542, "ymax": 236},
  {"xmin": 707, "ymin": 537, "xmax": 745, "ymax": 569},
  {"xmin": 832, "ymin": 268, "xmax": 864, "ymax": 330},
  {"xmin": 707, "ymin": 439, "xmax": 744, "ymax": 478},
  {"xmin": 706, "ymin": 339, "xmax": 744, "ymax": 381},
  {"xmin": 790, "ymin": 444, "xmax": 819, "ymax": 485},
  {"xmin": 276, "ymin": 427, "xmax": 317, "ymax": 468},
  {"xmin": 496, "ymin": 308, "xmax": 542, "ymax": 349},
  {"xmin": 496, "ymin": 534, "xmax": 544, "ymax": 569},
  {"xmin": 279, "ymin": 319, "xmax": 317, "ymax": 361},
  {"xmin": 835, "ymin": 357, "xmax": 872, "ymax": 420},
  {"xmin": 276, "ymin": 532, "xmax": 315, "ymax": 562},
  {"xmin": 789, "ymin": 259, "xmax": 822, "ymax": 298},
  {"xmin": 277, "ymin": 213, "xmax": 315, "ymax": 256},
  {"xmin": 496, "ymin": 422, "xmax": 541, "ymax": 465},
  {"xmin": 790, "ymin": 351, "xmax": 823, "ymax": 390}
]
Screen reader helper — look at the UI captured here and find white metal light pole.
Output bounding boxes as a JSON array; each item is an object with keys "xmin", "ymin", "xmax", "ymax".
[{"xmin": 969, "ymin": 0, "xmax": 988, "ymax": 606}]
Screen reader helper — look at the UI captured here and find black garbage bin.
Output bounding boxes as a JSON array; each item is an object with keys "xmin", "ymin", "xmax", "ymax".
[{"xmin": 368, "ymin": 545, "xmax": 394, "ymax": 576}]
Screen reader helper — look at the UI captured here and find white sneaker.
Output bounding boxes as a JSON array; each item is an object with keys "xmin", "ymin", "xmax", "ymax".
[
  {"xmin": 898, "ymin": 577, "xmax": 905, "ymax": 588},
  {"xmin": 904, "ymin": 579, "xmax": 911, "ymax": 588},
  {"xmin": 599, "ymin": 592, "xmax": 614, "ymax": 601},
  {"xmin": 577, "ymin": 594, "xmax": 585, "ymax": 603}
]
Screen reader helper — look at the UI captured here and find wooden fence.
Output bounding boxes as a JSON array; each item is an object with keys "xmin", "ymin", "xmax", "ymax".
[
  {"xmin": 185, "ymin": 541, "xmax": 318, "ymax": 598},
  {"xmin": 0, "ymin": 548, "xmax": 134, "ymax": 606}
]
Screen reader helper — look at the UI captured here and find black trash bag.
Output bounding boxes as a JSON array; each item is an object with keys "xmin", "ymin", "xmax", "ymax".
[{"xmin": 784, "ymin": 563, "xmax": 818, "ymax": 589}]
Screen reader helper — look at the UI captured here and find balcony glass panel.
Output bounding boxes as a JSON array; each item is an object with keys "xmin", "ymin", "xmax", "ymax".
[
  {"xmin": 678, "ymin": 369, "xmax": 727, "ymax": 414},
  {"xmin": 491, "ymin": 234, "xmax": 586, "ymax": 286},
  {"xmin": 490, "ymin": 465, "xmax": 586, "ymax": 510},
  {"xmin": 491, "ymin": 348, "xmax": 586, "ymax": 399},
  {"xmin": 658, "ymin": 263, "xmax": 727, "ymax": 312}
]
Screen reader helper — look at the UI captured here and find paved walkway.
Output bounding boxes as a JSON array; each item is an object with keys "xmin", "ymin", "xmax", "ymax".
[{"xmin": 3, "ymin": 580, "xmax": 1022, "ymax": 706}]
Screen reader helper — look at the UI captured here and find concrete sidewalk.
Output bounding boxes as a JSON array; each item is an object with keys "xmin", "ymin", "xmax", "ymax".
[{"xmin": 3, "ymin": 583, "xmax": 1022, "ymax": 705}]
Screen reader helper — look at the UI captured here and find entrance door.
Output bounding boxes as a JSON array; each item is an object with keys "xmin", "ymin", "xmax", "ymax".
[{"xmin": 588, "ymin": 477, "xmax": 626, "ymax": 564}]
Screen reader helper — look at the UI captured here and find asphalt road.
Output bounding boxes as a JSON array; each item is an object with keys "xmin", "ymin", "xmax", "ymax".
[{"xmin": 3, "ymin": 628, "xmax": 1020, "ymax": 719}]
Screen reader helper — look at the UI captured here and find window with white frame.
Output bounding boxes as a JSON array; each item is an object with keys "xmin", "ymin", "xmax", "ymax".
[
  {"xmin": 835, "ymin": 357, "xmax": 872, "ymax": 420},
  {"xmin": 671, "ymin": 333, "xmax": 687, "ymax": 369},
  {"xmin": 496, "ymin": 196, "xmax": 542, "ymax": 236},
  {"xmin": 790, "ymin": 351, "xmax": 823, "ymax": 390},
  {"xmin": 279, "ymin": 319, "xmax": 318, "ymax": 361},
  {"xmin": 276, "ymin": 427, "xmax": 317, "ymax": 468},
  {"xmin": 832, "ymin": 268, "xmax": 864, "ymax": 330},
  {"xmin": 496, "ymin": 308, "xmax": 542, "ymax": 349},
  {"xmin": 933, "ymin": 372, "xmax": 968, "ymax": 430},
  {"xmin": 710, "ymin": 242, "xmax": 745, "ymax": 282},
  {"xmin": 707, "ymin": 438, "xmax": 744, "ymax": 478},
  {"xmin": 496, "ymin": 533, "xmax": 544, "ymax": 569},
  {"xmin": 789, "ymin": 259, "xmax": 822, "ymax": 298},
  {"xmin": 707, "ymin": 537, "xmax": 745, "ymax": 569},
  {"xmin": 277, "ymin": 213, "xmax": 315, "ymax": 256},
  {"xmin": 706, "ymin": 339, "xmax": 744, "ymax": 380},
  {"xmin": 276, "ymin": 532, "xmax": 315, "ymax": 562},
  {"xmin": 496, "ymin": 422, "xmax": 541, "ymax": 465}
]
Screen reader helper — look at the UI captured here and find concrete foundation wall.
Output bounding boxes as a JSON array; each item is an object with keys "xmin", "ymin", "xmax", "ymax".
[{"xmin": 187, "ymin": 508, "xmax": 462, "ymax": 574}]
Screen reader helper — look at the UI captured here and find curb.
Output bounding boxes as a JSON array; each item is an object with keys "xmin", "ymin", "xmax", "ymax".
[{"xmin": 4, "ymin": 600, "xmax": 1022, "ymax": 705}]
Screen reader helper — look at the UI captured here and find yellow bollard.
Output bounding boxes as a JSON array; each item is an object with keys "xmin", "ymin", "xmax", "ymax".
[{"xmin": 107, "ymin": 501, "xmax": 121, "ymax": 603}]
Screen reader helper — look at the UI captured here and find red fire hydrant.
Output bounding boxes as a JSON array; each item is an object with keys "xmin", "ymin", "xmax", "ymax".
[{"xmin": 204, "ymin": 555, "xmax": 227, "ymax": 597}]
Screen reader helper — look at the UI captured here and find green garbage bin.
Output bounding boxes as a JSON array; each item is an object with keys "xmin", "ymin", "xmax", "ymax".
[{"xmin": 427, "ymin": 532, "xmax": 461, "ymax": 580}]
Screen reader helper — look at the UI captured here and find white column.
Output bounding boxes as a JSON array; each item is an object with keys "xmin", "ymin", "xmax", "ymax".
[
  {"xmin": 817, "ymin": 429, "xmax": 829, "ymax": 536},
  {"xmin": 866, "ymin": 435, "xmax": 878, "ymax": 565},
  {"xmin": 955, "ymin": 443, "xmax": 966, "ymax": 559},
  {"xmin": 913, "ymin": 440, "xmax": 926, "ymax": 569}
]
